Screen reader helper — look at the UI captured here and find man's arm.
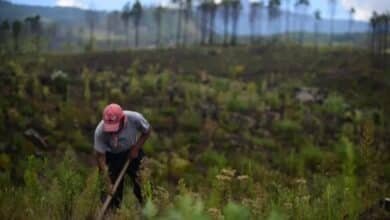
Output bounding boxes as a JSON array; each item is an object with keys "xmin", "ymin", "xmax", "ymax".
[
  {"xmin": 95, "ymin": 150, "xmax": 114, "ymax": 193},
  {"xmin": 95, "ymin": 150, "xmax": 108, "ymax": 172},
  {"xmin": 130, "ymin": 128, "xmax": 151, "ymax": 159}
]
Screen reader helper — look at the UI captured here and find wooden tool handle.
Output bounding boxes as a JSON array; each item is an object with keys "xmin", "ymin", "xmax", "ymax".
[{"xmin": 97, "ymin": 158, "xmax": 131, "ymax": 220}]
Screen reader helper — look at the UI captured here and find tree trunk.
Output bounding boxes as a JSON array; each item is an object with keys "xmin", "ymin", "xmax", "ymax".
[{"xmin": 176, "ymin": 5, "xmax": 183, "ymax": 47}]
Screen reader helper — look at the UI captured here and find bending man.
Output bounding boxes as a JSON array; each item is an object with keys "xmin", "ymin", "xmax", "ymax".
[{"xmin": 94, "ymin": 103, "xmax": 151, "ymax": 208}]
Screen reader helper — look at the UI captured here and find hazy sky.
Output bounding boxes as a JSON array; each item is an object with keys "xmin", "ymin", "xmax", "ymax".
[{"xmin": 10, "ymin": 0, "xmax": 390, "ymax": 21}]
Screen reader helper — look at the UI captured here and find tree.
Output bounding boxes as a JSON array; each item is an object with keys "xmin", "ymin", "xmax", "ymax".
[
  {"xmin": 208, "ymin": 0, "xmax": 217, "ymax": 45},
  {"xmin": 258, "ymin": 1, "xmax": 265, "ymax": 40},
  {"xmin": 46, "ymin": 23, "xmax": 58, "ymax": 51},
  {"xmin": 295, "ymin": 0, "xmax": 310, "ymax": 45},
  {"xmin": 25, "ymin": 15, "xmax": 42, "ymax": 52},
  {"xmin": 154, "ymin": 5, "xmax": 164, "ymax": 47},
  {"xmin": 230, "ymin": 0, "xmax": 241, "ymax": 45},
  {"xmin": 199, "ymin": 1, "xmax": 209, "ymax": 45},
  {"xmin": 348, "ymin": 7, "xmax": 355, "ymax": 39},
  {"xmin": 221, "ymin": 0, "xmax": 231, "ymax": 45},
  {"xmin": 284, "ymin": 0, "xmax": 291, "ymax": 39},
  {"xmin": 314, "ymin": 10, "xmax": 321, "ymax": 48},
  {"xmin": 106, "ymin": 11, "xmax": 120, "ymax": 49},
  {"xmin": 183, "ymin": 0, "xmax": 193, "ymax": 46},
  {"xmin": 85, "ymin": 7, "xmax": 98, "ymax": 51},
  {"xmin": 370, "ymin": 11, "xmax": 378, "ymax": 54},
  {"xmin": 12, "ymin": 20, "xmax": 22, "ymax": 52},
  {"xmin": 328, "ymin": 0, "xmax": 336, "ymax": 46},
  {"xmin": 0, "ymin": 20, "xmax": 10, "ymax": 49},
  {"xmin": 121, "ymin": 2, "xmax": 132, "ymax": 48},
  {"xmin": 249, "ymin": 1, "xmax": 260, "ymax": 44},
  {"xmin": 131, "ymin": 0, "xmax": 143, "ymax": 48},
  {"xmin": 173, "ymin": 0, "xmax": 185, "ymax": 47},
  {"xmin": 268, "ymin": 0, "xmax": 281, "ymax": 40}
]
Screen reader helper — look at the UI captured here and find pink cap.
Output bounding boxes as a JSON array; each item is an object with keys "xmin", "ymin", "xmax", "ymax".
[{"xmin": 103, "ymin": 103, "xmax": 124, "ymax": 132}]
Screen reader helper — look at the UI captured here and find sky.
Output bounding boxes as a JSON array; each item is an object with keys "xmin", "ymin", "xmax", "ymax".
[{"xmin": 9, "ymin": 0, "xmax": 390, "ymax": 21}]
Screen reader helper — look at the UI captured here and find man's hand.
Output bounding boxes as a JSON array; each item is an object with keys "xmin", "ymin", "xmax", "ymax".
[
  {"xmin": 129, "ymin": 129, "xmax": 151, "ymax": 160},
  {"xmin": 102, "ymin": 170, "xmax": 114, "ymax": 195},
  {"xmin": 130, "ymin": 145, "xmax": 140, "ymax": 159}
]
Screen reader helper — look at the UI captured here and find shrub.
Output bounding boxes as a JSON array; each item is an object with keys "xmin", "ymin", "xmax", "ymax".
[
  {"xmin": 323, "ymin": 93, "xmax": 346, "ymax": 115},
  {"xmin": 199, "ymin": 149, "xmax": 227, "ymax": 169},
  {"xmin": 300, "ymin": 145, "xmax": 324, "ymax": 173},
  {"xmin": 273, "ymin": 119, "xmax": 302, "ymax": 143},
  {"xmin": 223, "ymin": 202, "xmax": 250, "ymax": 220}
]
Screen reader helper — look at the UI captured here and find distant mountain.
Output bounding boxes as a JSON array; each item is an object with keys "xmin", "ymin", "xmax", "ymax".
[
  {"xmin": 0, "ymin": 0, "xmax": 90, "ymax": 25},
  {"xmin": 225, "ymin": 8, "xmax": 370, "ymax": 36}
]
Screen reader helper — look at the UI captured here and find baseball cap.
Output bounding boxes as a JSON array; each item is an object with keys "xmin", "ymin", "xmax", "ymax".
[{"xmin": 103, "ymin": 103, "xmax": 124, "ymax": 132}]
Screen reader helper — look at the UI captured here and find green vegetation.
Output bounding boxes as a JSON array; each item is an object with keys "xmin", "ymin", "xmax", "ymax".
[{"xmin": 0, "ymin": 46, "xmax": 389, "ymax": 219}]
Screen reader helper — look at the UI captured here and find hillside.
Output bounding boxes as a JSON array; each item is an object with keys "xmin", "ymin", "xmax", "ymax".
[{"xmin": 0, "ymin": 46, "xmax": 388, "ymax": 219}]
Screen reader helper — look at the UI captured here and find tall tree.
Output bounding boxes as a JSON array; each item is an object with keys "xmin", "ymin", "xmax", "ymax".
[
  {"xmin": 121, "ymin": 2, "xmax": 132, "ymax": 48},
  {"xmin": 284, "ymin": 0, "xmax": 291, "ymax": 39},
  {"xmin": 106, "ymin": 11, "xmax": 120, "ymax": 49},
  {"xmin": 295, "ymin": 0, "xmax": 310, "ymax": 45},
  {"xmin": 314, "ymin": 10, "xmax": 321, "ymax": 48},
  {"xmin": 173, "ymin": 0, "xmax": 185, "ymax": 47},
  {"xmin": 268, "ymin": 0, "xmax": 281, "ymax": 39},
  {"xmin": 25, "ymin": 15, "xmax": 42, "ymax": 52},
  {"xmin": 12, "ymin": 20, "xmax": 22, "ymax": 52},
  {"xmin": 258, "ymin": 1, "xmax": 265, "ymax": 41},
  {"xmin": 370, "ymin": 12, "xmax": 378, "ymax": 54},
  {"xmin": 221, "ymin": 0, "xmax": 231, "ymax": 45},
  {"xmin": 154, "ymin": 5, "xmax": 164, "ymax": 47},
  {"xmin": 131, "ymin": 0, "xmax": 143, "ymax": 48},
  {"xmin": 199, "ymin": 1, "xmax": 209, "ymax": 45},
  {"xmin": 183, "ymin": 0, "xmax": 193, "ymax": 46},
  {"xmin": 230, "ymin": 0, "xmax": 241, "ymax": 45},
  {"xmin": 0, "ymin": 20, "xmax": 10, "ymax": 49},
  {"xmin": 348, "ymin": 7, "xmax": 355, "ymax": 38},
  {"xmin": 249, "ymin": 1, "xmax": 260, "ymax": 44},
  {"xmin": 328, "ymin": 0, "xmax": 336, "ymax": 46},
  {"xmin": 208, "ymin": 0, "xmax": 217, "ymax": 45},
  {"xmin": 85, "ymin": 7, "xmax": 98, "ymax": 50}
]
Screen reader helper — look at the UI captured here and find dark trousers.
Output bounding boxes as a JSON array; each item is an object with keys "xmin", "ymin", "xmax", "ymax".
[{"xmin": 104, "ymin": 149, "xmax": 144, "ymax": 209}]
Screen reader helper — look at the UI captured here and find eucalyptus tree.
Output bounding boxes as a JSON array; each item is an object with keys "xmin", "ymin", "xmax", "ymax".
[
  {"xmin": 208, "ymin": 0, "xmax": 218, "ymax": 45},
  {"xmin": 249, "ymin": 1, "xmax": 260, "ymax": 44},
  {"xmin": 328, "ymin": 0, "xmax": 336, "ymax": 46},
  {"xmin": 295, "ymin": 0, "xmax": 310, "ymax": 45},
  {"xmin": 25, "ymin": 15, "xmax": 42, "ymax": 52},
  {"xmin": 131, "ymin": 0, "xmax": 143, "ymax": 48},
  {"xmin": 12, "ymin": 20, "xmax": 22, "ymax": 52},
  {"xmin": 221, "ymin": 0, "xmax": 231, "ymax": 45},
  {"xmin": 198, "ymin": 1, "xmax": 209, "ymax": 45},
  {"xmin": 85, "ymin": 7, "xmax": 98, "ymax": 50},
  {"xmin": 348, "ymin": 7, "xmax": 355, "ymax": 38},
  {"xmin": 284, "ymin": 0, "xmax": 291, "ymax": 38},
  {"xmin": 0, "ymin": 20, "xmax": 10, "ymax": 49},
  {"xmin": 172, "ymin": 0, "xmax": 185, "ymax": 46},
  {"xmin": 106, "ymin": 11, "xmax": 120, "ymax": 49},
  {"xmin": 230, "ymin": 0, "xmax": 241, "ymax": 45},
  {"xmin": 370, "ymin": 12, "xmax": 378, "ymax": 54},
  {"xmin": 154, "ymin": 5, "xmax": 164, "ymax": 47},
  {"xmin": 183, "ymin": 0, "xmax": 193, "ymax": 46},
  {"xmin": 314, "ymin": 10, "xmax": 321, "ymax": 48},
  {"xmin": 121, "ymin": 2, "xmax": 132, "ymax": 48},
  {"xmin": 268, "ymin": 0, "xmax": 281, "ymax": 39}
]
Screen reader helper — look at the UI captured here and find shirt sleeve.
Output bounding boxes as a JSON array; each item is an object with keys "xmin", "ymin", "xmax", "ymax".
[
  {"xmin": 94, "ymin": 123, "xmax": 107, "ymax": 153},
  {"xmin": 134, "ymin": 113, "xmax": 151, "ymax": 134}
]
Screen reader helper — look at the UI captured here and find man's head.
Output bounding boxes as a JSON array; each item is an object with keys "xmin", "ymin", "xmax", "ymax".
[{"xmin": 103, "ymin": 103, "xmax": 124, "ymax": 133}]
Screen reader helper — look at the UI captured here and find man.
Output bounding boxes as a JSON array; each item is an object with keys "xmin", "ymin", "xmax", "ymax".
[{"xmin": 94, "ymin": 103, "xmax": 151, "ymax": 208}]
